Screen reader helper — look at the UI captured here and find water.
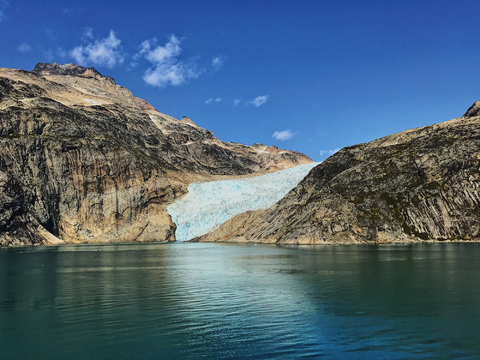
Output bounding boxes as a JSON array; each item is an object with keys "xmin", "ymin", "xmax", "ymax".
[{"xmin": 1, "ymin": 242, "xmax": 480, "ymax": 359}]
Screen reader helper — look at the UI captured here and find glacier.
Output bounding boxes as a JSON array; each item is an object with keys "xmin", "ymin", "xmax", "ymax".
[{"xmin": 167, "ymin": 162, "xmax": 319, "ymax": 241}]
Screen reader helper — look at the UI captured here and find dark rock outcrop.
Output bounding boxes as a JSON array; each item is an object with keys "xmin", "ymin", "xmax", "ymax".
[
  {"xmin": 0, "ymin": 64, "xmax": 312, "ymax": 246},
  {"xmin": 195, "ymin": 110, "xmax": 480, "ymax": 244},
  {"xmin": 32, "ymin": 62, "xmax": 115, "ymax": 83}
]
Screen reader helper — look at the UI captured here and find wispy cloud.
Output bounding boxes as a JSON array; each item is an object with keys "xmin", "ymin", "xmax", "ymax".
[
  {"xmin": 135, "ymin": 34, "xmax": 204, "ymax": 88},
  {"xmin": 57, "ymin": 47, "xmax": 67, "ymax": 58},
  {"xmin": 17, "ymin": 43, "xmax": 32, "ymax": 53},
  {"xmin": 43, "ymin": 48, "xmax": 54, "ymax": 62},
  {"xmin": 206, "ymin": 97, "xmax": 222, "ymax": 105},
  {"xmin": 272, "ymin": 130, "xmax": 293, "ymax": 141},
  {"xmin": 82, "ymin": 27, "xmax": 94, "ymax": 40},
  {"xmin": 212, "ymin": 56, "xmax": 226, "ymax": 71},
  {"xmin": 44, "ymin": 27, "xmax": 57, "ymax": 41},
  {"xmin": 246, "ymin": 95, "xmax": 269, "ymax": 107},
  {"xmin": 0, "ymin": 0, "xmax": 7, "ymax": 23},
  {"xmin": 234, "ymin": 99, "xmax": 241, "ymax": 106},
  {"xmin": 319, "ymin": 148, "xmax": 340, "ymax": 157},
  {"xmin": 69, "ymin": 30, "xmax": 125, "ymax": 68}
]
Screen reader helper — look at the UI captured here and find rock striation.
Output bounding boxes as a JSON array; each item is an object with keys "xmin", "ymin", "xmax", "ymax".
[
  {"xmin": 0, "ymin": 63, "xmax": 312, "ymax": 246},
  {"xmin": 32, "ymin": 62, "xmax": 113, "ymax": 83},
  {"xmin": 195, "ymin": 108, "xmax": 480, "ymax": 244}
]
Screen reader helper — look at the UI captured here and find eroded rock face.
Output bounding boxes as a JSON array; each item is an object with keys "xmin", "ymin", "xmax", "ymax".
[
  {"xmin": 195, "ymin": 113, "xmax": 480, "ymax": 244},
  {"xmin": 32, "ymin": 62, "xmax": 114, "ymax": 83},
  {"xmin": 0, "ymin": 63, "xmax": 312, "ymax": 246}
]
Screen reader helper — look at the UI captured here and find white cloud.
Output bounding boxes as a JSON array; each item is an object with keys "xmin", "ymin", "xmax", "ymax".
[
  {"xmin": 272, "ymin": 130, "xmax": 293, "ymax": 141},
  {"xmin": 206, "ymin": 97, "xmax": 222, "ymax": 105},
  {"xmin": 246, "ymin": 95, "xmax": 269, "ymax": 107},
  {"xmin": 17, "ymin": 43, "xmax": 32, "ymax": 53},
  {"xmin": 234, "ymin": 99, "xmax": 241, "ymax": 106},
  {"xmin": 319, "ymin": 148, "xmax": 340, "ymax": 157},
  {"xmin": 212, "ymin": 56, "xmax": 226, "ymax": 70},
  {"xmin": 136, "ymin": 34, "xmax": 204, "ymax": 88},
  {"xmin": 83, "ymin": 27, "xmax": 93, "ymax": 40},
  {"xmin": 69, "ymin": 30, "xmax": 125, "ymax": 68}
]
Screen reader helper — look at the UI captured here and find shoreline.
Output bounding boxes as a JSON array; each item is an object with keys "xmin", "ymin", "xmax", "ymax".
[{"xmin": 3, "ymin": 238, "xmax": 480, "ymax": 249}]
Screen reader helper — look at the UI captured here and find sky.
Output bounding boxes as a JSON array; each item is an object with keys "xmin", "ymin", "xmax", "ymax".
[{"xmin": 1, "ymin": 0, "xmax": 480, "ymax": 162}]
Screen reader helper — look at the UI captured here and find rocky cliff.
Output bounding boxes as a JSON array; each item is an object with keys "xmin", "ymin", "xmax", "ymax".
[
  {"xmin": 195, "ymin": 107, "xmax": 480, "ymax": 244},
  {"xmin": 0, "ymin": 63, "xmax": 312, "ymax": 246}
]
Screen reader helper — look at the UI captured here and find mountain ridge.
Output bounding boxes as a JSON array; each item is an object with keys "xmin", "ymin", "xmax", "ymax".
[
  {"xmin": 194, "ymin": 107, "xmax": 480, "ymax": 244},
  {"xmin": 0, "ymin": 63, "xmax": 312, "ymax": 246},
  {"xmin": 32, "ymin": 62, "xmax": 114, "ymax": 83}
]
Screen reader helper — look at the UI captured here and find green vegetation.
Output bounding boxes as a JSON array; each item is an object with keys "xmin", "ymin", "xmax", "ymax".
[
  {"xmin": 380, "ymin": 192, "xmax": 430, "ymax": 240},
  {"xmin": 401, "ymin": 222, "xmax": 429, "ymax": 240},
  {"xmin": 7, "ymin": 132, "xmax": 25, "ymax": 139},
  {"xmin": 423, "ymin": 181, "xmax": 440, "ymax": 190}
]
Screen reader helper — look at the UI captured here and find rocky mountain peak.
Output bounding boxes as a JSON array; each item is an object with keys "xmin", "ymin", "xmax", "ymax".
[
  {"xmin": 0, "ymin": 65, "xmax": 313, "ymax": 246},
  {"xmin": 32, "ymin": 62, "xmax": 116, "ymax": 84},
  {"xmin": 464, "ymin": 100, "xmax": 480, "ymax": 118},
  {"xmin": 180, "ymin": 116, "xmax": 198, "ymax": 127}
]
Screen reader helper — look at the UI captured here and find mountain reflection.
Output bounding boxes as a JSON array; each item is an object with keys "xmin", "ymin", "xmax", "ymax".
[{"xmin": 1, "ymin": 243, "xmax": 480, "ymax": 359}]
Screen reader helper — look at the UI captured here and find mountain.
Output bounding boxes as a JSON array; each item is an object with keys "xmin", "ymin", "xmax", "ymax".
[
  {"xmin": 194, "ymin": 105, "xmax": 480, "ymax": 244},
  {"xmin": 0, "ymin": 63, "xmax": 312, "ymax": 246}
]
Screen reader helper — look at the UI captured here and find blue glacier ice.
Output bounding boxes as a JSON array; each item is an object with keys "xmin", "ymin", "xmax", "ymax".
[{"xmin": 167, "ymin": 162, "xmax": 319, "ymax": 241}]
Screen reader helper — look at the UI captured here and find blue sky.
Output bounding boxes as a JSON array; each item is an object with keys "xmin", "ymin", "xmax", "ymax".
[{"xmin": 1, "ymin": 0, "xmax": 480, "ymax": 161}]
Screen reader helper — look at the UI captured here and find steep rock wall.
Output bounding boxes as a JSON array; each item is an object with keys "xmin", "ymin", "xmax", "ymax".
[
  {"xmin": 0, "ymin": 65, "xmax": 312, "ymax": 246},
  {"xmin": 195, "ymin": 114, "xmax": 480, "ymax": 244}
]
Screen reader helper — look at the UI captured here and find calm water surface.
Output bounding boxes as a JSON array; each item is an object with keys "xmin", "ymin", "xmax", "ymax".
[{"xmin": 1, "ymin": 242, "xmax": 480, "ymax": 359}]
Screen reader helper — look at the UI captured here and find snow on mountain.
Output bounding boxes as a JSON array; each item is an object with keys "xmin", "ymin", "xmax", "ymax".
[{"xmin": 167, "ymin": 163, "xmax": 319, "ymax": 241}]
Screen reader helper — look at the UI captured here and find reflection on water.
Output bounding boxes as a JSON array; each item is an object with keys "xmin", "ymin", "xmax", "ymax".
[{"xmin": 1, "ymin": 243, "xmax": 480, "ymax": 359}]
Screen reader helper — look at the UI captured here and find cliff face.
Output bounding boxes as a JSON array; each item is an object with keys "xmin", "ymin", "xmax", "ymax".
[
  {"xmin": 195, "ymin": 110, "xmax": 480, "ymax": 244},
  {"xmin": 0, "ymin": 64, "xmax": 312, "ymax": 246}
]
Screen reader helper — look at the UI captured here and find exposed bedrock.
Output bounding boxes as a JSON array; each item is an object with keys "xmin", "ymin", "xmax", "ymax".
[
  {"xmin": 195, "ymin": 112, "xmax": 480, "ymax": 244},
  {"xmin": 0, "ymin": 64, "xmax": 312, "ymax": 246}
]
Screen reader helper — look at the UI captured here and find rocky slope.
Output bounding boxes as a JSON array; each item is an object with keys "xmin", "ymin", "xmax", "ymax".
[
  {"xmin": 0, "ymin": 63, "xmax": 312, "ymax": 246},
  {"xmin": 195, "ymin": 107, "xmax": 480, "ymax": 244}
]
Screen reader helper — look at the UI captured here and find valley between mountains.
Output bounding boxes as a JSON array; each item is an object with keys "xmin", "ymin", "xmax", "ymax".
[
  {"xmin": 1, "ymin": 62, "xmax": 479, "ymax": 246},
  {"xmin": 0, "ymin": 63, "xmax": 311, "ymax": 246}
]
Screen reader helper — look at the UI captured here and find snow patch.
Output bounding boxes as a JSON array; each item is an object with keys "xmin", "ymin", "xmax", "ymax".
[
  {"xmin": 185, "ymin": 123, "xmax": 197, "ymax": 127},
  {"xmin": 84, "ymin": 99, "xmax": 100, "ymax": 105},
  {"xmin": 148, "ymin": 114, "xmax": 157, "ymax": 122},
  {"xmin": 167, "ymin": 162, "xmax": 318, "ymax": 241}
]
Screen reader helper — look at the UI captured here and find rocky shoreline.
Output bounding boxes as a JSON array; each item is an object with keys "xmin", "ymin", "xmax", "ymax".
[{"xmin": 2, "ymin": 62, "xmax": 480, "ymax": 247}]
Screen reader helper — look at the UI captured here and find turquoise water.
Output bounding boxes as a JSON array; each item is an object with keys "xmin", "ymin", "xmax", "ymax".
[{"xmin": 1, "ymin": 242, "xmax": 480, "ymax": 359}]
